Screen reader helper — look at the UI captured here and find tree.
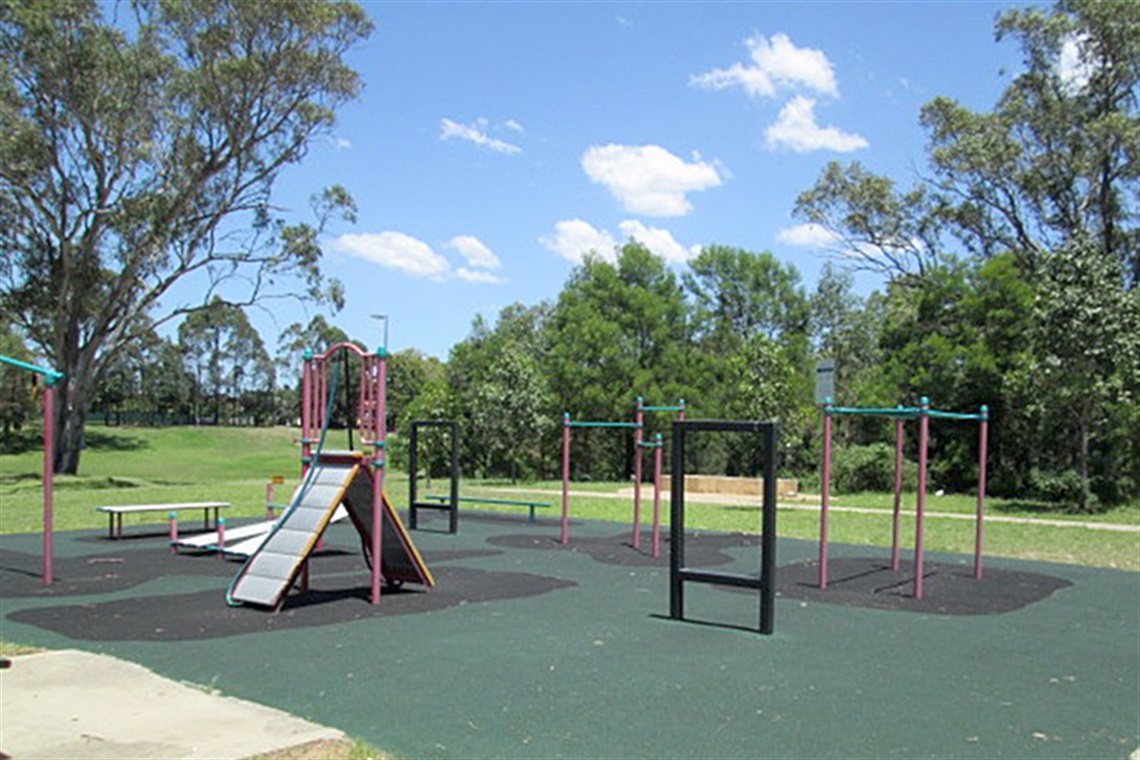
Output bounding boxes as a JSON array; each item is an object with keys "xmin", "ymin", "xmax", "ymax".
[
  {"xmin": 447, "ymin": 302, "xmax": 554, "ymax": 478},
  {"xmin": 792, "ymin": 0, "xmax": 1137, "ymax": 507},
  {"xmin": 0, "ymin": 317, "xmax": 36, "ymax": 449},
  {"xmin": 178, "ymin": 297, "xmax": 273, "ymax": 425},
  {"xmin": 91, "ymin": 326, "xmax": 192, "ymax": 424},
  {"xmin": 388, "ymin": 348, "xmax": 444, "ymax": 434},
  {"xmin": 1, "ymin": 0, "xmax": 371, "ymax": 471},
  {"xmin": 546, "ymin": 244, "xmax": 692, "ymax": 480},
  {"xmin": 684, "ymin": 245, "xmax": 809, "ymax": 348}
]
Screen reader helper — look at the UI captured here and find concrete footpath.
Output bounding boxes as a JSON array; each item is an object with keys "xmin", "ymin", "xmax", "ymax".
[{"xmin": 0, "ymin": 650, "xmax": 345, "ymax": 759}]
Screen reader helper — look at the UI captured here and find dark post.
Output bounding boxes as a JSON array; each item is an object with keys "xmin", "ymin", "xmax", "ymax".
[
  {"xmin": 409, "ymin": 425, "xmax": 420, "ymax": 530},
  {"xmin": 760, "ymin": 422, "xmax": 778, "ymax": 635},
  {"xmin": 668, "ymin": 419, "xmax": 778, "ymax": 635},
  {"xmin": 669, "ymin": 419, "xmax": 686, "ymax": 621}
]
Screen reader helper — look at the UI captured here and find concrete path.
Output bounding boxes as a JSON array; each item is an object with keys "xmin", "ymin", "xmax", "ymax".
[
  {"xmin": 491, "ymin": 486, "xmax": 1140, "ymax": 533},
  {"xmin": 0, "ymin": 650, "xmax": 344, "ymax": 759}
]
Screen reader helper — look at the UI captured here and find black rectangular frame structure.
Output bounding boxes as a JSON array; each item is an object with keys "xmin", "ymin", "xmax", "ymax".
[
  {"xmin": 409, "ymin": 420, "xmax": 460, "ymax": 534},
  {"xmin": 669, "ymin": 419, "xmax": 778, "ymax": 635}
]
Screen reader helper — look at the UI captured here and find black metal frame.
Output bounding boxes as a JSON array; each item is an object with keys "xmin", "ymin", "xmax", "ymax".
[
  {"xmin": 409, "ymin": 420, "xmax": 460, "ymax": 534},
  {"xmin": 669, "ymin": 419, "xmax": 778, "ymax": 635}
]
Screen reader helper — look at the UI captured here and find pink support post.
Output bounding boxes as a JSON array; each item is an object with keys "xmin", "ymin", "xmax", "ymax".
[
  {"xmin": 42, "ymin": 383, "xmax": 54, "ymax": 586},
  {"xmin": 560, "ymin": 414, "xmax": 571, "ymax": 544},
  {"xmin": 216, "ymin": 518, "xmax": 226, "ymax": 555},
  {"xmin": 892, "ymin": 415, "xmax": 905, "ymax": 571},
  {"xmin": 652, "ymin": 434, "xmax": 663, "ymax": 559},
  {"xmin": 169, "ymin": 512, "xmax": 178, "ymax": 550},
  {"xmin": 633, "ymin": 398, "xmax": 644, "ymax": 549},
  {"xmin": 975, "ymin": 407, "xmax": 989, "ymax": 580},
  {"xmin": 301, "ymin": 355, "xmax": 313, "ymax": 478},
  {"xmin": 266, "ymin": 481, "xmax": 276, "ymax": 519},
  {"xmin": 371, "ymin": 353, "xmax": 387, "ymax": 605},
  {"xmin": 819, "ymin": 400, "xmax": 832, "ymax": 590},
  {"xmin": 915, "ymin": 398, "xmax": 930, "ymax": 599}
]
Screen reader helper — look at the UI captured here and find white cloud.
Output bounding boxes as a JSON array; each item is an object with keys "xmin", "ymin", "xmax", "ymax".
[
  {"xmin": 1058, "ymin": 33, "xmax": 1094, "ymax": 93},
  {"xmin": 446, "ymin": 235, "xmax": 502, "ymax": 269},
  {"xmin": 777, "ymin": 223, "xmax": 842, "ymax": 248},
  {"xmin": 540, "ymin": 219, "xmax": 618, "ymax": 263},
  {"xmin": 328, "ymin": 135, "xmax": 352, "ymax": 150},
  {"xmin": 691, "ymin": 33, "xmax": 838, "ymax": 98},
  {"xmin": 618, "ymin": 220, "xmax": 701, "ymax": 264},
  {"xmin": 580, "ymin": 144, "xmax": 723, "ymax": 217},
  {"xmin": 542, "ymin": 219, "xmax": 700, "ymax": 265},
  {"xmin": 440, "ymin": 118, "xmax": 522, "ymax": 154},
  {"xmin": 335, "ymin": 232, "xmax": 451, "ymax": 279},
  {"xmin": 764, "ymin": 96, "xmax": 868, "ymax": 153},
  {"xmin": 335, "ymin": 231, "xmax": 504, "ymax": 283},
  {"xmin": 455, "ymin": 268, "xmax": 506, "ymax": 284},
  {"xmin": 503, "ymin": 119, "xmax": 526, "ymax": 134}
]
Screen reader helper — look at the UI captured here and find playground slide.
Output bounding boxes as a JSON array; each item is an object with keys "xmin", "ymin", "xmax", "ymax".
[
  {"xmin": 174, "ymin": 519, "xmax": 277, "ymax": 552},
  {"xmin": 221, "ymin": 506, "xmax": 348, "ymax": 558},
  {"xmin": 226, "ymin": 457, "xmax": 433, "ymax": 610}
]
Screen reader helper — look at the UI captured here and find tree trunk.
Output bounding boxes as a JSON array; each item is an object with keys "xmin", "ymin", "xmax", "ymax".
[{"xmin": 53, "ymin": 373, "xmax": 92, "ymax": 475}]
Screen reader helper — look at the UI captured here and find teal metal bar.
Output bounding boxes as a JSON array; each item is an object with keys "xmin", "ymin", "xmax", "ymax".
[
  {"xmin": 827, "ymin": 405, "xmax": 920, "ymax": 418},
  {"xmin": 926, "ymin": 409, "xmax": 987, "ymax": 421},
  {"xmin": 565, "ymin": 421, "xmax": 642, "ymax": 429},
  {"xmin": 0, "ymin": 355, "xmax": 63, "ymax": 384},
  {"xmin": 641, "ymin": 405, "xmax": 685, "ymax": 412}
]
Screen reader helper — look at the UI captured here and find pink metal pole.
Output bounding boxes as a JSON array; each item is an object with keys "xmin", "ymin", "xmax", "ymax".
[
  {"xmin": 561, "ymin": 414, "xmax": 571, "ymax": 544},
  {"xmin": 42, "ymin": 383, "xmax": 54, "ymax": 586},
  {"xmin": 915, "ymin": 398, "xmax": 930, "ymax": 599},
  {"xmin": 169, "ymin": 512, "xmax": 178, "ymax": 550},
  {"xmin": 301, "ymin": 355, "xmax": 313, "ymax": 478},
  {"xmin": 819, "ymin": 401, "xmax": 832, "ymax": 590},
  {"xmin": 975, "ymin": 406, "xmax": 989, "ymax": 580},
  {"xmin": 216, "ymin": 517, "xmax": 226, "ymax": 555},
  {"xmin": 371, "ymin": 353, "xmax": 387, "ymax": 605},
  {"xmin": 633, "ymin": 398, "xmax": 644, "ymax": 549},
  {"xmin": 892, "ymin": 415, "xmax": 905, "ymax": 571},
  {"xmin": 652, "ymin": 434, "xmax": 663, "ymax": 559}
]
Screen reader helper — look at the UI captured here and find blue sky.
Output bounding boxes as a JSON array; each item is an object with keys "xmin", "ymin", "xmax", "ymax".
[{"xmin": 256, "ymin": 1, "xmax": 1032, "ymax": 360}]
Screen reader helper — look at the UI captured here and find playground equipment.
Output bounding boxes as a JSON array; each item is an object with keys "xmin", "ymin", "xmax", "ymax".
[
  {"xmin": 227, "ymin": 341, "xmax": 434, "ymax": 609},
  {"xmin": 819, "ymin": 397, "xmax": 989, "ymax": 599},
  {"xmin": 669, "ymin": 419, "xmax": 778, "ymax": 635},
  {"xmin": 0, "ymin": 354, "xmax": 63, "ymax": 586},
  {"xmin": 409, "ymin": 419, "xmax": 554, "ymax": 527},
  {"xmin": 408, "ymin": 420, "xmax": 460, "ymax": 533},
  {"xmin": 560, "ymin": 413, "xmax": 640, "ymax": 544},
  {"xmin": 561, "ymin": 399, "xmax": 684, "ymax": 546},
  {"xmin": 633, "ymin": 398, "xmax": 684, "ymax": 550}
]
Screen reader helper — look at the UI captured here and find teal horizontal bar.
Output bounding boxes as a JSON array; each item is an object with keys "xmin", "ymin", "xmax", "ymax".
[
  {"xmin": 566, "ymin": 421, "xmax": 642, "ymax": 428},
  {"xmin": 927, "ymin": 410, "xmax": 987, "ymax": 421},
  {"xmin": 827, "ymin": 406, "xmax": 919, "ymax": 417},
  {"xmin": 0, "ymin": 354, "xmax": 64, "ymax": 383},
  {"xmin": 641, "ymin": 405, "xmax": 685, "ymax": 412}
]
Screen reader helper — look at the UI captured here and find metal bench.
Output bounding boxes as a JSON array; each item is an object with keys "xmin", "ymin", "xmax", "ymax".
[
  {"xmin": 422, "ymin": 495, "xmax": 551, "ymax": 523},
  {"xmin": 96, "ymin": 502, "xmax": 230, "ymax": 539}
]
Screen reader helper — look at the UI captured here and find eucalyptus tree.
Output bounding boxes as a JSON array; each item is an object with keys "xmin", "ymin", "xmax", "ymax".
[
  {"xmin": 791, "ymin": 0, "xmax": 1138, "ymax": 507},
  {"xmin": 1, "ymin": 0, "xmax": 371, "ymax": 470},
  {"xmin": 178, "ymin": 298, "xmax": 273, "ymax": 425}
]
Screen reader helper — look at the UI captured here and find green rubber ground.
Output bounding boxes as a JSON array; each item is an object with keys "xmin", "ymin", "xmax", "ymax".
[{"xmin": 2, "ymin": 513, "xmax": 1137, "ymax": 759}]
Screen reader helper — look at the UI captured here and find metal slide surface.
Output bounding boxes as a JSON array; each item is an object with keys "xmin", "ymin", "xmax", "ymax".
[{"xmin": 227, "ymin": 462, "xmax": 358, "ymax": 608}]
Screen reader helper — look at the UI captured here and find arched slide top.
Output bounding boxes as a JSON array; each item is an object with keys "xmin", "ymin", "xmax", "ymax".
[{"xmin": 305, "ymin": 342, "xmax": 385, "ymax": 362}]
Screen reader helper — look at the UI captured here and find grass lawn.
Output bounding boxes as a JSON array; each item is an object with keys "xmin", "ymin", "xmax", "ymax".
[{"xmin": 1, "ymin": 424, "xmax": 1137, "ymax": 570}]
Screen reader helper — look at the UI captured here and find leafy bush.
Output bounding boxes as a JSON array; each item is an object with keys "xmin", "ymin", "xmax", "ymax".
[
  {"xmin": 830, "ymin": 443, "xmax": 896, "ymax": 493},
  {"xmin": 1028, "ymin": 468, "xmax": 1085, "ymax": 506}
]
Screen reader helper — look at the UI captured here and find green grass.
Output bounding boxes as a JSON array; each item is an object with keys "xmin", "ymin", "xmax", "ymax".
[{"xmin": 2, "ymin": 424, "xmax": 1137, "ymax": 569}]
